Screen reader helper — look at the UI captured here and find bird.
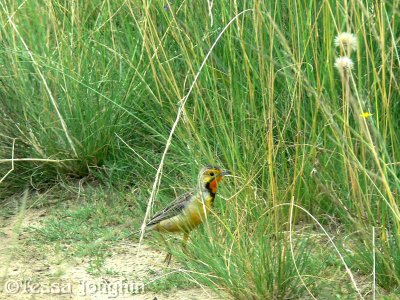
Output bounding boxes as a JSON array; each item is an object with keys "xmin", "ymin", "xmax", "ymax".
[{"xmin": 144, "ymin": 165, "xmax": 230, "ymax": 264}]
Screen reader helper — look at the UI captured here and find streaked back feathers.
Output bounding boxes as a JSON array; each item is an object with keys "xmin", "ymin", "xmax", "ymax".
[{"xmin": 145, "ymin": 165, "xmax": 230, "ymax": 233}]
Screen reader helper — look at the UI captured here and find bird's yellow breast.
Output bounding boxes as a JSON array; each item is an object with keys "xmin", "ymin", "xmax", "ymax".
[{"xmin": 155, "ymin": 195, "xmax": 214, "ymax": 233}]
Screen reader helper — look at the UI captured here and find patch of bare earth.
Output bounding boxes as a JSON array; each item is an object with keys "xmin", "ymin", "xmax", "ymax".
[{"xmin": 0, "ymin": 209, "xmax": 223, "ymax": 300}]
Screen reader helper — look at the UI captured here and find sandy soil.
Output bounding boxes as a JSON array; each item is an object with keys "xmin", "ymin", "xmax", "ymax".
[{"xmin": 0, "ymin": 209, "xmax": 222, "ymax": 300}]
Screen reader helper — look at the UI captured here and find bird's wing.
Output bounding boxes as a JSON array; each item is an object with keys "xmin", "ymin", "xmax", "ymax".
[{"xmin": 146, "ymin": 192, "xmax": 193, "ymax": 227}]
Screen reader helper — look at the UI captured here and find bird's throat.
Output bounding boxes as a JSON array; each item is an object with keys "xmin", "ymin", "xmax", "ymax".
[{"xmin": 207, "ymin": 177, "xmax": 222, "ymax": 195}]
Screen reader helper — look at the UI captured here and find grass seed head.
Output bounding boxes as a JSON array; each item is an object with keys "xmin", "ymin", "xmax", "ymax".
[
  {"xmin": 334, "ymin": 32, "xmax": 357, "ymax": 54},
  {"xmin": 334, "ymin": 56, "xmax": 354, "ymax": 77}
]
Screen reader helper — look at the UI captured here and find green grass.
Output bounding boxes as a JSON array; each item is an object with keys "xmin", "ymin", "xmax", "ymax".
[
  {"xmin": 1, "ymin": 0, "xmax": 400, "ymax": 298},
  {"xmin": 17, "ymin": 189, "xmax": 198, "ymax": 293},
  {"xmin": 23, "ymin": 188, "xmax": 135, "ymax": 270},
  {"xmin": 144, "ymin": 271, "xmax": 196, "ymax": 294}
]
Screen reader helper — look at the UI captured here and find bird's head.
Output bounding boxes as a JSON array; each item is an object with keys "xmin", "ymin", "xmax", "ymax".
[{"xmin": 198, "ymin": 165, "xmax": 231, "ymax": 194}]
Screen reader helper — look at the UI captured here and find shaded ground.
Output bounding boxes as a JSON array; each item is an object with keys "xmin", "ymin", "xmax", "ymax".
[{"xmin": 0, "ymin": 208, "xmax": 222, "ymax": 299}]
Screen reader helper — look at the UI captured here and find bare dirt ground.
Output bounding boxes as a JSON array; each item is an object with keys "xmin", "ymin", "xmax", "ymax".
[{"xmin": 0, "ymin": 209, "xmax": 222, "ymax": 300}]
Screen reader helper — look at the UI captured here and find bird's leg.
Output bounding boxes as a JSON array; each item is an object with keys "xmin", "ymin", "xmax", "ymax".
[
  {"xmin": 182, "ymin": 232, "xmax": 190, "ymax": 255},
  {"xmin": 164, "ymin": 252, "xmax": 172, "ymax": 265},
  {"xmin": 159, "ymin": 233, "xmax": 172, "ymax": 265}
]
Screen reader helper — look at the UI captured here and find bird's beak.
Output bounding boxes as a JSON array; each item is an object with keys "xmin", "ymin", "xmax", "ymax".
[{"xmin": 219, "ymin": 170, "xmax": 231, "ymax": 177}]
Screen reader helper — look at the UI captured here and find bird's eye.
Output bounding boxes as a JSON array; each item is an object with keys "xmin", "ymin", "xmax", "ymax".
[{"xmin": 210, "ymin": 172, "xmax": 214, "ymax": 176}]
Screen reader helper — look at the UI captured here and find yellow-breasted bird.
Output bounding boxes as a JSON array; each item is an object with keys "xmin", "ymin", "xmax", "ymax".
[{"xmin": 144, "ymin": 165, "xmax": 230, "ymax": 263}]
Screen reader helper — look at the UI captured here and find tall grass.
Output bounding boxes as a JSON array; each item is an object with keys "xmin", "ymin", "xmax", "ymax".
[{"xmin": 1, "ymin": 0, "xmax": 399, "ymax": 298}]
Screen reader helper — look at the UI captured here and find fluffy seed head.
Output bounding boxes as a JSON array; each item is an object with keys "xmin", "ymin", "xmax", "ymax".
[
  {"xmin": 334, "ymin": 32, "xmax": 357, "ymax": 54},
  {"xmin": 334, "ymin": 56, "xmax": 354, "ymax": 76}
]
